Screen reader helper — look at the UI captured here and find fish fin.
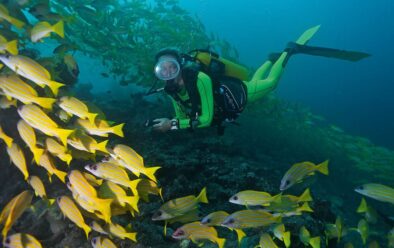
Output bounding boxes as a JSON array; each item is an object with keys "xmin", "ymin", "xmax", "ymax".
[
  {"xmin": 87, "ymin": 112, "xmax": 98, "ymax": 125},
  {"xmin": 95, "ymin": 140, "xmax": 108, "ymax": 154},
  {"xmin": 47, "ymin": 80, "xmax": 65, "ymax": 96},
  {"xmin": 94, "ymin": 198, "xmax": 113, "ymax": 224},
  {"xmin": 3, "ymin": 135, "xmax": 13, "ymax": 148},
  {"xmin": 298, "ymin": 188, "xmax": 313, "ymax": 202},
  {"xmin": 111, "ymin": 123, "xmax": 125, "ymax": 137},
  {"xmin": 52, "ymin": 20, "xmax": 64, "ymax": 38},
  {"xmin": 34, "ymin": 97, "xmax": 56, "ymax": 110},
  {"xmin": 47, "ymin": 198, "xmax": 56, "ymax": 206},
  {"xmin": 283, "ymin": 231, "xmax": 291, "ymax": 247},
  {"xmin": 65, "ymin": 154, "xmax": 72, "ymax": 165},
  {"xmin": 54, "ymin": 169, "xmax": 67, "ymax": 183},
  {"xmin": 158, "ymin": 188, "xmax": 164, "ymax": 202},
  {"xmin": 5, "ymin": 40, "xmax": 18, "ymax": 55},
  {"xmin": 126, "ymin": 232, "xmax": 137, "ymax": 242},
  {"xmin": 125, "ymin": 195, "xmax": 139, "ymax": 213},
  {"xmin": 144, "ymin": 166, "xmax": 160, "ymax": 183},
  {"xmin": 5, "ymin": 94, "xmax": 12, "ymax": 101},
  {"xmin": 9, "ymin": 16, "xmax": 25, "ymax": 29},
  {"xmin": 164, "ymin": 221, "xmax": 167, "ymax": 236},
  {"xmin": 129, "ymin": 179, "xmax": 141, "ymax": 196},
  {"xmin": 216, "ymin": 238, "xmax": 226, "ymax": 248},
  {"xmin": 32, "ymin": 147, "xmax": 44, "ymax": 164},
  {"xmin": 309, "ymin": 236, "xmax": 321, "ymax": 248},
  {"xmin": 298, "ymin": 202, "xmax": 313, "ymax": 212},
  {"xmin": 357, "ymin": 198, "xmax": 368, "ymax": 213},
  {"xmin": 197, "ymin": 187, "xmax": 208, "ymax": 204},
  {"xmin": 234, "ymin": 229, "xmax": 246, "ymax": 245},
  {"xmin": 56, "ymin": 128, "xmax": 74, "ymax": 147},
  {"xmin": 316, "ymin": 160, "xmax": 329, "ymax": 175},
  {"xmin": 82, "ymin": 224, "xmax": 91, "ymax": 239},
  {"xmin": 270, "ymin": 192, "xmax": 282, "ymax": 203}
]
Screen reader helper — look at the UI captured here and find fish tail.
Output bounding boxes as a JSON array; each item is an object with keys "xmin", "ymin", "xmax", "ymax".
[
  {"xmin": 299, "ymin": 202, "xmax": 314, "ymax": 213},
  {"xmin": 8, "ymin": 16, "xmax": 25, "ymax": 29},
  {"xmin": 87, "ymin": 112, "xmax": 98, "ymax": 125},
  {"xmin": 47, "ymin": 198, "xmax": 56, "ymax": 206},
  {"xmin": 309, "ymin": 236, "xmax": 321, "ymax": 248},
  {"xmin": 197, "ymin": 187, "xmax": 209, "ymax": 204},
  {"xmin": 96, "ymin": 140, "xmax": 108, "ymax": 154},
  {"xmin": 54, "ymin": 169, "xmax": 67, "ymax": 183},
  {"xmin": 52, "ymin": 20, "xmax": 64, "ymax": 38},
  {"xmin": 61, "ymin": 153, "xmax": 73, "ymax": 166},
  {"xmin": 111, "ymin": 123, "xmax": 125, "ymax": 137},
  {"xmin": 95, "ymin": 198, "xmax": 113, "ymax": 224},
  {"xmin": 144, "ymin": 166, "xmax": 160, "ymax": 183},
  {"xmin": 5, "ymin": 40, "xmax": 18, "ymax": 55},
  {"xmin": 56, "ymin": 128, "xmax": 74, "ymax": 147},
  {"xmin": 298, "ymin": 188, "xmax": 313, "ymax": 202},
  {"xmin": 234, "ymin": 229, "xmax": 246, "ymax": 245},
  {"xmin": 126, "ymin": 232, "xmax": 137, "ymax": 242},
  {"xmin": 357, "ymin": 198, "xmax": 367, "ymax": 213},
  {"xmin": 48, "ymin": 80, "xmax": 65, "ymax": 96},
  {"xmin": 316, "ymin": 159, "xmax": 329, "ymax": 175},
  {"xmin": 2, "ymin": 135, "xmax": 13, "ymax": 148},
  {"xmin": 270, "ymin": 193, "xmax": 282, "ymax": 203},
  {"xmin": 274, "ymin": 215, "xmax": 282, "ymax": 223},
  {"xmin": 125, "ymin": 195, "xmax": 139, "ymax": 213},
  {"xmin": 32, "ymin": 147, "xmax": 44, "ymax": 164},
  {"xmin": 82, "ymin": 223, "xmax": 91, "ymax": 239},
  {"xmin": 158, "ymin": 187, "xmax": 163, "ymax": 202},
  {"xmin": 216, "ymin": 238, "xmax": 226, "ymax": 248},
  {"xmin": 129, "ymin": 179, "xmax": 141, "ymax": 196},
  {"xmin": 34, "ymin": 97, "xmax": 56, "ymax": 110},
  {"xmin": 283, "ymin": 231, "xmax": 291, "ymax": 247}
]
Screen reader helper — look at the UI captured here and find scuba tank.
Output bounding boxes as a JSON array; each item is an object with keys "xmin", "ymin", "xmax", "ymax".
[{"xmin": 186, "ymin": 49, "xmax": 249, "ymax": 81}]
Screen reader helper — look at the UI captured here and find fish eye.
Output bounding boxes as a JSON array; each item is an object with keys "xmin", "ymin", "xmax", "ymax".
[
  {"xmin": 92, "ymin": 238, "xmax": 97, "ymax": 244},
  {"xmin": 233, "ymin": 196, "xmax": 238, "ymax": 201},
  {"xmin": 206, "ymin": 218, "xmax": 211, "ymax": 223},
  {"xmin": 5, "ymin": 54, "xmax": 10, "ymax": 59},
  {"xmin": 228, "ymin": 218, "xmax": 235, "ymax": 224},
  {"xmin": 92, "ymin": 164, "xmax": 97, "ymax": 170},
  {"xmin": 5, "ymin": 237, "xmax": 10, "ymax": 244},
  {"xmin": 157, "ymin": 211, "xmax": 162, "ymax": 216},
  {"xmin": 285, "ymin": 180, "xmax": 290, "ymax": 186}
]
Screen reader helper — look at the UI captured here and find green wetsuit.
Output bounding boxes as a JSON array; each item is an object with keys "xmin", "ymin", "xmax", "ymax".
[{"xmin": 170, "ymin": 50, "xmax": 288, "ymax": 129}]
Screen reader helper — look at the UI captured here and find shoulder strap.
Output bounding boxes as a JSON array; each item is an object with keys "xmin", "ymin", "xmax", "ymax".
[{"xmin": 182, "ymin": 65, "xmax": 200, "ymax": 118}]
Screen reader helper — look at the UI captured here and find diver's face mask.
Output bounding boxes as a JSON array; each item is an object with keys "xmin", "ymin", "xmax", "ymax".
[{"xmin": 154, "ymin": 56, "xmax": 180, "ymax": 81}]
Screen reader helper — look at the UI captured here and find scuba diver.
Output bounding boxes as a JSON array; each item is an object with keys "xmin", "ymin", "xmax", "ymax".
[{"xmin": 149, "ymin": 25, "xmax": 370, "ymax": 135}]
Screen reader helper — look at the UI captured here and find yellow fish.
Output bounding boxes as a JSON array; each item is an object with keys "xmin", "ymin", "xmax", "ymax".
[
  {"xmin": 221, "ymin": 210, "xmax": 282, "ymax": 229},
  {"xmin": 355, "ymin": 183, "xmax": 394, "ymax": 205},
  {"xmin": 31, "ymin": 20, "xmax": 64, "ymax": 42},
  {"xmin": 0, "ymin": 55, "xmax": 64, "ymax": 95},
  {"xmin": 38, "ymin": 152, "xmax": 67, "ymax": 183},
  {"xmin": 77, "ymin": 118, "xmax": 124, "ymax": 137},
  {"xmin": 83, "ymin": 172, "xmax": 103, "ymax": 187},
  {"xmin": 17, "ymin": 120, "xmax": 44, "ymax": 164},
  {"xmin": 67, "ymin": 132, "xmax": 108, "ymax": 154},
  {"xmin": 0, "ymin": 96, "xmax": 17, "ymax": 109},
  {"xmin": 357, "ymin": 198, "xmax": 378, "ymax": 224},
  {"xmin": 1, "ymin": 190, "xmax": 33, "ymax": 239},
  {"xmin": 272, "ymin": 224, "xmax": 291, "ymax": 248},
  {"xmin": 89, "ymin": 221, "xmax": 108, "ymax": 235},
  {"xmin": 299, "ymin": 226, "xmax": 321, "ymax": 248},
  {"xmin": 85, "ymin": 162, "xmax": 140, "ymax": 195},
  {"xmin": 18, "ymin": 104, "xmax": 73, "ymax": 146},
  {"xmin": 91, "ymin": 236, "xmax": 117, "ymax": 248},
  {"xmin": 3, "ymin": 233, "xmax": 42, "ymax": 248},
  {"xmin": 172, "ymin": 222, "xmax": 225, "ymax": 248},
  {"xmin": 105, "ymin": 222, "xmax": 137, "ymax": 241},
  {"xmin": 280, "ymin": 160, "xmax": 329, "ymax": 191},
  {"xmin": 229, "ymin": 190, "xmax": 281, "ymax": 206},
  {"xmin": 137, "ymin": 178, "xmax": 163, "ymax": 202},
  {"xmin": 152, "ymin": 187, "xmax": 208, "ymax": 221},
  {"xmin": 6, "ymin": 142, "xmax": 29, "ymax": 180},
  {"xmin": 0, "ymin": 4, "xmax": 25, "ymax": 28},
  {"xmin": 0, "ymin": 35, "xmax": 18, "ymax": 55},
  {"xmin": 0, "ymin": 124, "xmax": 13, "ymax": 147},
  {"xmin": 0, "ymin": 75, "xmax": 56, "ymax": 109},
  {"xmin": 110, "ymin": 144, "xmax": 160, "ymax": 182},
  {"xmin": 59, "ymin": 96, "xmax": 97, "ymax": 124},
  {"xmin": 57, "ymin": 196, "xmax": 91, "ymax": 239},
  {"xmin": 98, "ymin": 181, "xmax": 139, "ymax": 212},
  {"xmin": 45, "ymin": 137, "xmax": 72, "ymax": 165},
  {"xmin": 255, "ymin": 233, "xmax": 278, "ymax": 248}
]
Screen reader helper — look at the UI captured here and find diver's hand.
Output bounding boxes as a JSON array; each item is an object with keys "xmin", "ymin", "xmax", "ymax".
[{"xmin": 152, "ymin": 118, "xmax": 171, "ymax": 132}]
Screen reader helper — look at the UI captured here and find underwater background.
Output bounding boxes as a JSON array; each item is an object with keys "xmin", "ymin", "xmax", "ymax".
[{"xmin": 0, "ymin": 0, "xmax": 393, "ymax": 248}]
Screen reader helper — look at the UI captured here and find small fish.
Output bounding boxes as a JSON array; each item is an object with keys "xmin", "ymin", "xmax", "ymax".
[
  {"xmin": 31, "ymin": 20, "xmax": 64, "ymax": 42},
  {"xmin": 325, "ymin": 217, "xmax": 345, "ymax": 243},
  {"xmin": 299, "ymin": 226, "xmax": 321, "ymax": 248},
  {"xmin": 272, "ymin": 224, "xmax": 291, "ymax": 248},
  {"xmin": 201, "ymin": 211, "xmax": 229, "ymax": 226},
  {"xmin": 57, "ymin": 196, "xmax": 91, "ymax": 239},
  {"xmin": 357, "ymin": 198, "xmax": 378, "ymax": 224},
  {"xmin": 152, "ymin": 187, "xmax": 208, "ymax": 221},
  {"xmin": 45, "ymin": 137, "xmax": 72, "ymax": 165},
  {"xmin": 0, "ymin": 124, "xmax": 13, "ymax": 147},
  {"xmin": 172, "ymin": 221, "xmax": 225, "ymax": 248},
  {"xmin": 0, "ymin": 190, "xmax": 33, "ymax": 238},
  {"xmin": 280, "ymin": 160, "xmax": 329, "ymax": 191},
  {"xmin": 98, "ymin": 181, "xmax": 139, "ymax": 212},
  {"xmin": 105, "ymin": 222, "xmax": 137, "ymax": 241},
  {"xmin": 110, "ymin": 144, "xmax": 160, "ymax": 182},
  {"xmin": 38, "ymin": 153, "xmax": 67, "ymax": 183},
  {"xmin": 3, "ymin": 233, "xmax": 42, "ymax": 248},
  {"xmin": 0, "ymin": 4, "xmax": 25, "ymax": 28},
  {"xmin": 89, "ymin": 221, "xmax": 108, "ymax": 235},
  {"xmin": 0, "ymin": 35, "xmax": 18, "ymax": 55},
  {"xmin": 137, "ymin": 178, "xmax": 162, "ymax": 202},
  {"xmin": 91, "ymin": 236, "xmax": 117, "ymax": 248},
  {"xmin": 229, "ymin": 190, "xmax": 281, "ymax": 206},
  {"xmin": 17, "ymin": 119, "xmax": 44, "ymax": 164},
  {"xmin": 28, "ymin": 176, "xmax": 47, "ymax": 199},
  {"xmin": 67, "ymin": 132, "xmax": 108, "ymax": 154},
  {"xmin": 58, "ymin": 96, "xmax": 97, "ymax": 124},
  {"xmin": 221, "ymin": 210, "xmax": 281, "ymax": 229},
  {"xmin": 76, "ymin": 118, "xmax": 124, "ymax": 137},
  {"xmin": 0, "ymin": 96, "xmax": 17, "ymax": 109},
  {"xmin": 255, "ymin": 233, "xmax": 278, "ymax": 248},
  {"xmin": 83, "ymin": 172, "xmax": 103, "ymax": 187},
  {"xmin": 85, "ymin": 162, "xmax": 140, "ymax": 196},
  {"xmin": 0, "ymin": 55, "xmax": 65, "ymax": 95},
  {"xmin": 349, "ymin": 219, "xmax": 369, "ymax": 245},
  {"xmin": 355, "ymin": 183, "xmax": 394, "ymax": 205},
  {"xmin": 0, "ymin": 75, "xmax": 56, "ymax": 109},
  {"xmin": 63, "ymin": 54, "xmax": 79, "ymax": 78},
  {"xmin": 6, "ymin": 142, "xmax": 29, "ymax": 180}
]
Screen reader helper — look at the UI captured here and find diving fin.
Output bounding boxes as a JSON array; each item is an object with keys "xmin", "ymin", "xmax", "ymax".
[{"xmin": 286, "ymin": 42, "xmax": 371, "ymax": 62}]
